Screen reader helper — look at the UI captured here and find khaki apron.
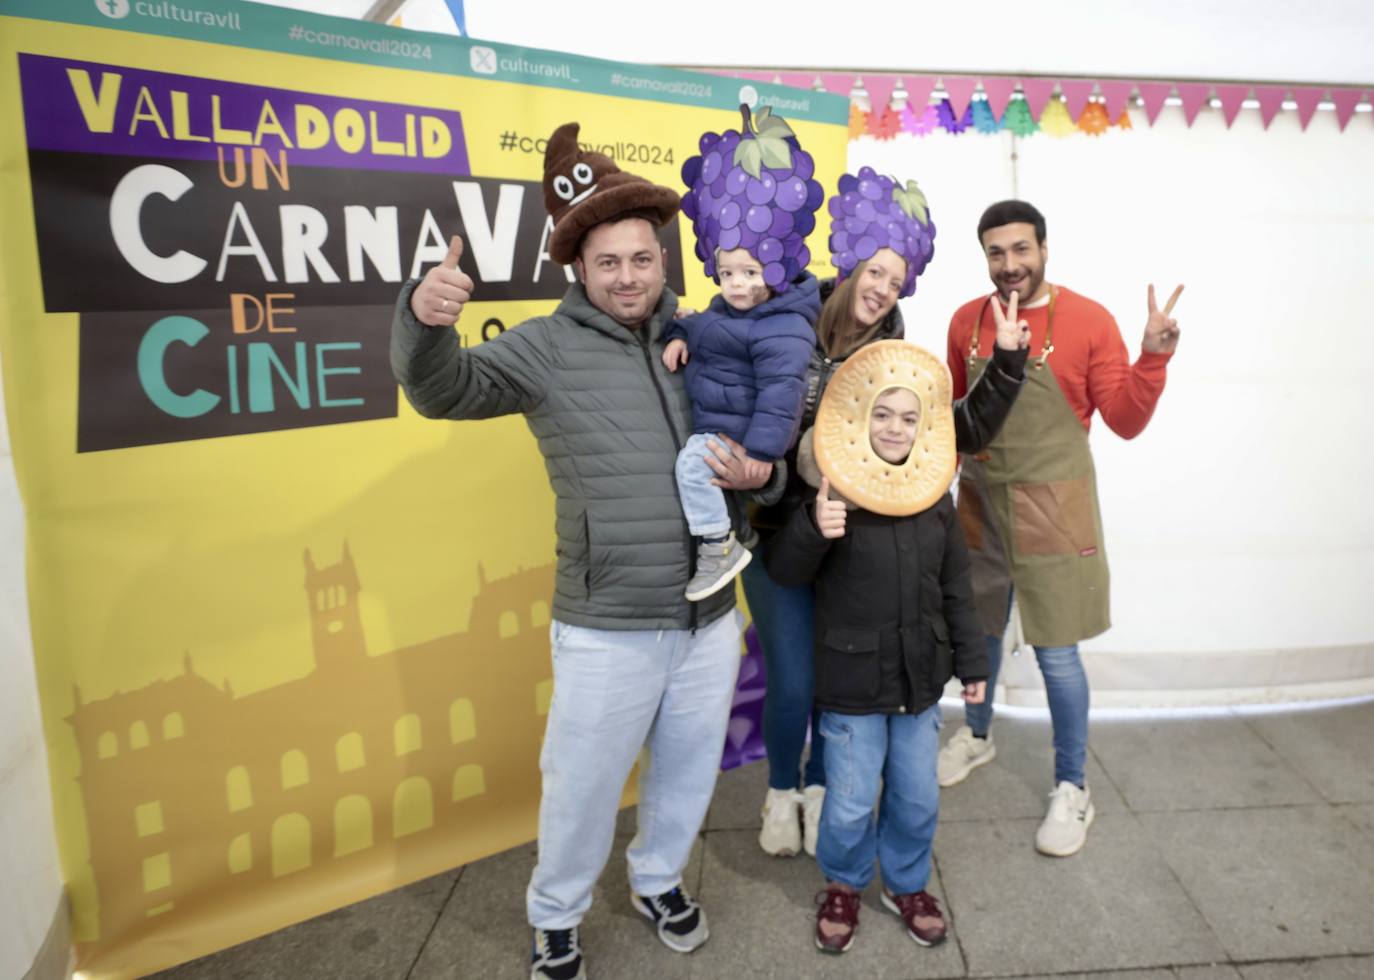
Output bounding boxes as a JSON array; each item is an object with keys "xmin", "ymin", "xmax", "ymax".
[{"xmin": 956, "ymin": 288, "xmax": 1111, "ymax": 647}]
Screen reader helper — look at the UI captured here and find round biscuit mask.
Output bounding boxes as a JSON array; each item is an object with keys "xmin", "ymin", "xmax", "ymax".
[{"xmin": 813, "ymin": 340, "xmax": 956, "ymax": 516}]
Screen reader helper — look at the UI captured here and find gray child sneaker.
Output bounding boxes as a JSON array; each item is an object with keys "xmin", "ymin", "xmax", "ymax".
[{"xmin": 684, "ymin": 532, "xmax": 752, "ymax": 601}]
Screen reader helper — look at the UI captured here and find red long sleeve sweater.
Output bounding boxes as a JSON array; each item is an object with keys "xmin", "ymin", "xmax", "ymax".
[{"xmin": 946, "ymin": 286, "xmax": 1172, "ymax": 438}]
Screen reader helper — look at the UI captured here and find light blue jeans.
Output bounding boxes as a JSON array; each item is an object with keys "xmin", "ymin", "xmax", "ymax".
[
  {"xmin": 963, "ymin": 633, "xmax": 1089, "ymax": 787},
  {"xmin": 526, "ymin": 611, "xmax": 742, "ymax": 928},
  {"xmin": 675, "ymin": 432, "xmax": 732, "ymax": 538},
  {"xmin": 815, "ymin": 705, "xmax": 942, "ymax": 895},
  {"xmin": 740, "ymin": 559, "xmax": 825, "ymax": 790}
]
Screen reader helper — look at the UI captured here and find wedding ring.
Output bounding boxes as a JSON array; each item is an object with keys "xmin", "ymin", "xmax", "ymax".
[{"xmin": 441, "ymin": 298, "xmax": 450, "ymax": 311}]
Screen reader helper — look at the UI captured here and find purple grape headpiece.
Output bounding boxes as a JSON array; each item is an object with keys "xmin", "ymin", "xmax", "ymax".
[
  {"xmin": 680, "ymin": 104, "xmax": 825, "ymax": 292},
  {"xmin": 827, "ymin": 167, "xmax": 935, "ymax": 299}
]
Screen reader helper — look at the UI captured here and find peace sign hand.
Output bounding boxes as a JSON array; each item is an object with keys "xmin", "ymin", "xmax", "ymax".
[
  {"xmin": 992, "ymin": 289, "xmax": 1031, "ymax": 351},
  {"xmin": 1143, "ymin": 284, "xmax": 1184, "ymax": 354}
]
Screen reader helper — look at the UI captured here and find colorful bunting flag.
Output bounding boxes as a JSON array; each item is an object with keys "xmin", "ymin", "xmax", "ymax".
[
  {"xmin": 1077, "ymin": 101, "xmax": 1111, "ymax": 135},
  {"xmin": 1039, "ymin": 97, "xmax": 1077, "ymax": 137},
  {"xmin": 717, "ymin": 67, "xmax": 1368, "ymax": 142},
  {"xmin": 847, "ymin": 102, "xmax": 867, "ymax": 139},
  {"xmin": 1001, "ymin": 98, "xmax": 1039, "ymax": 137},
  {"xmin": 971, "ymin": 98, "xmax": 1001, "ymax": 134},
  {"xmin": 900, "ymin": 101, "xmax": 940, "ymax": 136}
]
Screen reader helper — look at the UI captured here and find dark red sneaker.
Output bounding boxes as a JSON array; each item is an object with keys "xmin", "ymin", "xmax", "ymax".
[
  {"xmin": 814, "ymin": 884, "xmax": 861, "ymax": 954},
  {"xmin": 881, "ymin": 888, "xmax": 947, "ymax": 946}
]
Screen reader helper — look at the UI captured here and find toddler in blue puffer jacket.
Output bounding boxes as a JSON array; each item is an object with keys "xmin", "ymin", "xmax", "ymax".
[
  {"xmin": 666, "ymin": 104, "xmax": 825, "ymax": 602},
  {"xmin": 661, "ymin": 254, "xmax": 817, "ymax": 602}
]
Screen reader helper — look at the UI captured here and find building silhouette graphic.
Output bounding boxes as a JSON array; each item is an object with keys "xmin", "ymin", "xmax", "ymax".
[{"xmin": 66, "ymin": 544, "xmax": 553, "ymax": 946}]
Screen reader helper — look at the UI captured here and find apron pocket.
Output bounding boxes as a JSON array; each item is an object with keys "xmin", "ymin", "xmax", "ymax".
[
  {"xmin": 956, "ymin": 479, "xmax": 984, "ymax": 550},
  {"xmin": 1010, "ymin": 476, "xmax": 1098, "ymax": 557},
  {"xmin": 818, "ymin": 626, "xmax": 882, "ymax": 703}
]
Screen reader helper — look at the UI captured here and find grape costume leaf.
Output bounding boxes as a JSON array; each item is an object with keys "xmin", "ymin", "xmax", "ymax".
[
  {"xmin": 735, "ymin": 106, "xmax": 799, "ymax": 176},
  {"xmin": 893, "ymin": 180, "xmax": 929, "ymax": 224}
]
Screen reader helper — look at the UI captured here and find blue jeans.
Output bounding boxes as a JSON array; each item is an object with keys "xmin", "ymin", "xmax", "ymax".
[
  {"xmin": 526, "ymin": 611, "xmax": 742, "ymax": 928},
  {"xmin": 963, "ymin": 632, "xmax": 1089, "ymax": 787},
  {"xmin": 675, "ymin": 433, "xmax": 732, "ymax": 538},
  {"xmin": 740, "ymin": 559, "xmax": 825, "ymax": 790},
  {"xmin": 815, "ymin": 705, "xmax": 941, "ymax": 895}
]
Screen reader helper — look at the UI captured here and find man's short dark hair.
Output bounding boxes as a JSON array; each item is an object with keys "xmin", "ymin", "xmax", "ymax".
[{"xmin": 977, "ymin": 200, "xmax": 1046, "ymax": 245}]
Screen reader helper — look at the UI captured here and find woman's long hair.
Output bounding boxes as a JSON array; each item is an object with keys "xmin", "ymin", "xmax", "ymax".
[{"xmin": 815, "ymin": 260, "xmax": 887, "ymax": 359}]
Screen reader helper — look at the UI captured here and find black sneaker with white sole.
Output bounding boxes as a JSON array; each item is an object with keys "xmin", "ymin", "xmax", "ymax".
[
  {"xmin": 531, "ymin": 926, "xmax": 584, "ymax": 980},
  {"xmin": 632, "ymin": 885, "xmax": 710, "ymax": 952}
]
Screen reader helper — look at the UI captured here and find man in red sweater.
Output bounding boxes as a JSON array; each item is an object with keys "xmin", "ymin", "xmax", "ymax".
[{"xmin": 937, "ymin": 199, "xmax": 1181, "ymax": 857}]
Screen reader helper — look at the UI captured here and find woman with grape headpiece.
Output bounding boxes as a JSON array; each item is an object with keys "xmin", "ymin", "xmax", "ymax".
[{"xmin": 743, "ymin": 165, "xmax": 1032, "ymax": 861}]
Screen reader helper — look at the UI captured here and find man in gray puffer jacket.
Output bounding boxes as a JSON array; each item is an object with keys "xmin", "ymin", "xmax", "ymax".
[{"xmin": 391, "ymin": 123, "xmax": 773, "ymax": 980}]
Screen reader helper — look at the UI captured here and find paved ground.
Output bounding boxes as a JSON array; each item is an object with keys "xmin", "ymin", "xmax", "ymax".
[{"xmin": 152, "ymin": 699, "xmax": 1374, "ymax": 980}]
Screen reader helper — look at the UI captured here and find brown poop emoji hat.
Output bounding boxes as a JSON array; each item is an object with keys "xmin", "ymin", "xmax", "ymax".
[
  {"xmin": 812, "ymin": 340, "xmax": 956, "ymax": 517},
  {"xmin": 544, "ymin": 122, "xmax": 681, "ymax": 264}
]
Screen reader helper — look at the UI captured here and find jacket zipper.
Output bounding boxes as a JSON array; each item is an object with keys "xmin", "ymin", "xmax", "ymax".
[{"xmin": 636, "ymin": 333, "xmax": 699, "ymax": 634}]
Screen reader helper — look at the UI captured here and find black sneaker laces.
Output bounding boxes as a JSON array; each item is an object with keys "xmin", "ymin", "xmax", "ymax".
[
  {"xmin": 541, "ymin": 927, "xmax": 576, "ymax": 961},
  {"xmin": 655, "ymin": 887, "xmax": 698, "ymax": 929}
]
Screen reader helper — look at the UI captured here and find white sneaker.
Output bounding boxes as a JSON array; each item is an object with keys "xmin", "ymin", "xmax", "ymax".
[
  {"xmin": 937, "ymin": 725, "xmax": 996, "ymax": 787},
  {"xmin": 1035, "ymin": 781, "xmax": 1094, "ymax": 857},
  {"xmin": 759, "ymin": 787, "xmax": 802, "ymax": 857},
  {"xmin": 801, "ymin": 785, "xmax": 825, "ymax": 857}
]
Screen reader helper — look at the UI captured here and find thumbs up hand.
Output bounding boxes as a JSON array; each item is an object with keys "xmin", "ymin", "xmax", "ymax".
[
  {"xmin": 814, "ymin": 476, "xmax": 847, "ymax": 539},
  {"xmin": 410, "ymin": 235, "xmax": 475, "ymax": 327}
]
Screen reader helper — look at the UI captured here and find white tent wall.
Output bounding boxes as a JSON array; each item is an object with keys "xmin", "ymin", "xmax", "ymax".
[
  {"xmin": 0, "ymin": 364, "xmax": 66, "ymax": 979},
  {"xmin": 849, "ymin": 103, "xmax": 1374, "ymax": 706}
]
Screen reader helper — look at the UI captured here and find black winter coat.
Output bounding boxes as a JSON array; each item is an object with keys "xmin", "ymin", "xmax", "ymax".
[
  {"xmin": 764, "ymin": 493, "xmax": 988, "ymax": 716},
  {"xmin": 749, "ymin": 278, "xmax": 1027, "ymax": 538}
]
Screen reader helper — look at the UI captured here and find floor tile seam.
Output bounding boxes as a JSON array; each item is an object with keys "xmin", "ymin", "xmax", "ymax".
[
  {"xmin": 928, "ymin": 850, "xmax": 972, "ymax": 979},
  {"xmin": 400, "ymin": 867, "xmax": 463, "ymax": 980},
  {"xmin": 959, "ymin": 961, "xmax": 1227, "ymax": 979},
  {"xmin": 1087, "ymin": 739, "xmax": 1130, "ymax": 807},
  {"xmin": 1130, "ymin": 800, "xmax": 1352, "ymax": 817},
  {"xmin": 1333, "ymin": 804, "xmax": 1374, "ymax": 842},
  {"xmin": 1120, "ymin": 805, "xmax": 1233, "ymax": 964},
  {"xmin": 1234, "ymin": 707, "xmax": 1337, "ymax": 804},
  {"xmin": 1222, "ymin": 951, "xmax": 1374, "ymax": 967}
]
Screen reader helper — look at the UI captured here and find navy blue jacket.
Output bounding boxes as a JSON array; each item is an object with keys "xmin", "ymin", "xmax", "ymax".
[{"xmin": 665, "ymin": 273, "xmax": 820, "ymax": 461}]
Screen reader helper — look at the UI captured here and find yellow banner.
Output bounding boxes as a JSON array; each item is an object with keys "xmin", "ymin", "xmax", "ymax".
[{"xmin": 0, "ymin": 2, "xmax": 846, "ymax": 976}]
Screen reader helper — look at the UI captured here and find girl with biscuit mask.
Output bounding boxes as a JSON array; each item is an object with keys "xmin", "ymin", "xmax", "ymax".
[
  {"xmin": 764, "ymin": 340, "xmax": 989, "ymax": 954},
  {"xmin": 742, "ymin": 168, "xmax": 1030, "ymax": 864}
]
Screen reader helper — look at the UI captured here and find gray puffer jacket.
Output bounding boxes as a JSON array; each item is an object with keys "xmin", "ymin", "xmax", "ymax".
[{"xmin": 391, "ymin": 280, "xmax": 763, "ymax": 631}]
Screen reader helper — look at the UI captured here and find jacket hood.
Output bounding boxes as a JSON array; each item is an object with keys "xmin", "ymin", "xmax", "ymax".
[
  {"xmin": 795, "ymin": 427, "xmax": 859, "ymax": 510},
  {"xmin": 555, "ymin": 282, "xmax": 680, "ymax": 344},
  {"xmin": 706, "ymin": 271, "xmax": 822, "ymax": 324},
  {"xmin": 818, "ymin": 275, "xmax": 905, "ymax": 343}
]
